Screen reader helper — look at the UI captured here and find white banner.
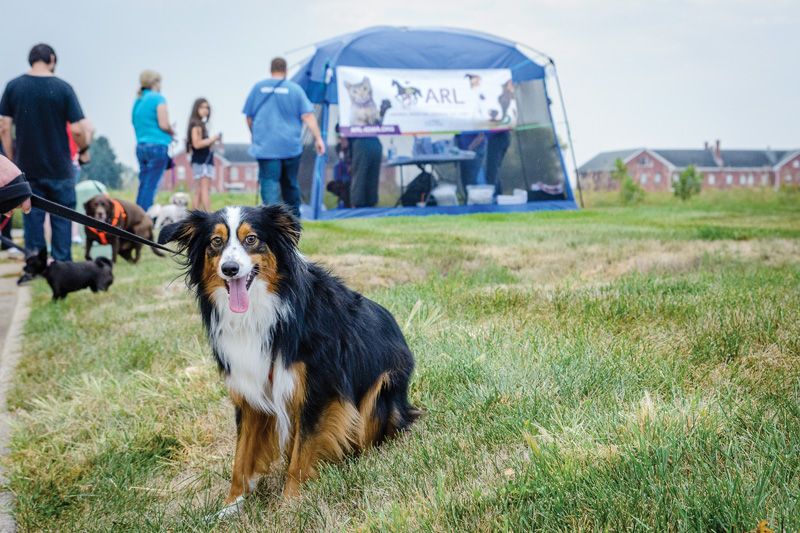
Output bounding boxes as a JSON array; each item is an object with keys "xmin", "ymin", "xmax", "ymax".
[{"xmin": 336, "ymin": 66, "xmax": 516, "ymax": 136}]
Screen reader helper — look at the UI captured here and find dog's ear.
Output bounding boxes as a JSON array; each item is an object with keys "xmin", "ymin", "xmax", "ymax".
[
  {"xmin": 94, "ymin": 257, "xmax": 113, "ymax": 270},
  {"xmin": 83, "ymin": 198, "xmax": 94, "ymax": 213},
  {"xmin": 258, "ymin": 204, "xmax": 301, "ymax": 247},
  {"xmin": 158, "ymin": 210, "xmax": 210, "ymax": 249}
]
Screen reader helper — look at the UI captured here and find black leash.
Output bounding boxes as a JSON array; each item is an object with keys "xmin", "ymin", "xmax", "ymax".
[
  {"xmin": 0, "ymin": 234, "xmax": 25, "ymax": 253},
  {"xmin": 30, "ymin": 194, "xmax": 180, "ymax": 256}
]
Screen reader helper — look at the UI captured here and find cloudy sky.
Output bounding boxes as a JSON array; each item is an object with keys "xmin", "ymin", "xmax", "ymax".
[{"xmin": 1, "ymin": 0, "xmax": 796, "ymax": 172}]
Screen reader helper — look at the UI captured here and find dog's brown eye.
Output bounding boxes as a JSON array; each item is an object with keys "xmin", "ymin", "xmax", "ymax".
[
  {"xmin": 210, "ymin": 236, "xmax": 223, "ymax": 248},
  {"xmin": 244, "ymin": 234, "xmax": 257, "ymax": 246}
]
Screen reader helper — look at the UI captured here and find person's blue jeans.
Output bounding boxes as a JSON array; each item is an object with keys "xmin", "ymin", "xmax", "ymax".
[
  {"xmin": 135, "ymin": 143, "xmax": 170, "ymax": 211},
  {"xmin": 486, "ymin": 131, "xmax": 511, "ymax": 196},
  {"xmin": 350, "ymin": 137, "xmax": 383, "ymax": 208},
  {"xmin": 257, "ymin": 156, "xmax": 301, "ymax": 217},
  {"xmin": 24, "ymin": 175, "xmax": 77, "ymax": 261},
  {"xmin": 459, "ymin": 142, "xmax": 487, "ymax": 188}
]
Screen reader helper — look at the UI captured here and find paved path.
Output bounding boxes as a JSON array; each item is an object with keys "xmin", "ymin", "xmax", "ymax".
[{"xmin": 0, "ymin": 261, "xmax": 29, "ymax": 533}]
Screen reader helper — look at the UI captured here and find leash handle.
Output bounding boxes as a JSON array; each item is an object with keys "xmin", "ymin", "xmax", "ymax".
[{"xmin": 30, "ymin": 194, "xmax": 181, "ymax": 256}]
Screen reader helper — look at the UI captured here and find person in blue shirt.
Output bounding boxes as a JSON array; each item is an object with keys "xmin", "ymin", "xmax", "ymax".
[
  {"xmin": 243, "ymin": 57, "xmax": 325, "ymax": 217},
  {"xmin": 131, "ymin": 70, "xmax": 175, "ymax": 211}
]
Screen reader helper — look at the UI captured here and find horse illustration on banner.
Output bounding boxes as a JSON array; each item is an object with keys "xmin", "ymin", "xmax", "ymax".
[{"xmin": 392, "ymin": 80, "xmax": 422, "ymax": 107}]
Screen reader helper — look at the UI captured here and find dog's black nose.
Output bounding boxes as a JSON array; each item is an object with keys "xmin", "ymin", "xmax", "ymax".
[{"xmin": 221, "ymin": 262, "xmax": 240, "ymax": 277}]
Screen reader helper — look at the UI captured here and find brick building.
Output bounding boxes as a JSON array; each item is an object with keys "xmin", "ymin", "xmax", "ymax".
[
  {"xmin": 160, "ymin": 143, "xmax": 259, "ymax": 193},
  {"xmin": 578, "ymin": 141, "xmax": 800, "ymax": 192}
]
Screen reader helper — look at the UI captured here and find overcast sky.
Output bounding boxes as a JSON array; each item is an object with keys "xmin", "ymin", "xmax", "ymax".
[{"xmin": 1, "ymin": 0, "xmax": 797, "ymax": 172}]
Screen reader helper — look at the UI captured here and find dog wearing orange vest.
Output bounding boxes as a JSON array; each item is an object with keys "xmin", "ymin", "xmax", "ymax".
[{"xmin": 83, "ymin": 194, "xmax": 163, "ymax": 263}]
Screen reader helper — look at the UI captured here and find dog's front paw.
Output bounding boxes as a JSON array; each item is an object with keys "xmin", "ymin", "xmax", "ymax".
[{"xmin": 210, "ymin": 495, "xmax": 245, "ymax": 522}]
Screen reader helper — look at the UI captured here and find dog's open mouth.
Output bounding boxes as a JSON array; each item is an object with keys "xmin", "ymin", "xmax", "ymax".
[{"xmin": 223, "ymin": 266, "xmax": 259, "ymax": 314}]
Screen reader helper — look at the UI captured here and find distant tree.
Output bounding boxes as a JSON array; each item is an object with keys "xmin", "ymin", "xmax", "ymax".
[
  {"xmin": 610, "ymin": 157, "xmax": 644, "ymax": 205},
  {"xmin": 80, "ymin": 136, "xmax": 123, "ymax": 189},
  {"xmin": 674, "ymin": 164, "xmax": 703, "ymax": 201}
]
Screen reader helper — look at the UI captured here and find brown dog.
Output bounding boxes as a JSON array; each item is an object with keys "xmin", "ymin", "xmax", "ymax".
[{"xmin": 83, "ymin": 195, "xmax": 162, "ymax": 263}]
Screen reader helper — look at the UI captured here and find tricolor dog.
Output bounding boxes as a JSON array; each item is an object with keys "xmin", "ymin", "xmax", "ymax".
[{"xmin": 160, "ymin": 204, "xmax": 419, "ymax": 511}]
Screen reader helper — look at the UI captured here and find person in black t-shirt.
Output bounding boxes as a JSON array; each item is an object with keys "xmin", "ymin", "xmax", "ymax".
[{"xmin": 0, "ymin": 43, "xmax": 93, "ymax": 263}]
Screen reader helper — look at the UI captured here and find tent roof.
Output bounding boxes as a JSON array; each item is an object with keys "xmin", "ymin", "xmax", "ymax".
[{"xmin": 292, "ymin": 26, "xmax": 547, "ymax": 104}]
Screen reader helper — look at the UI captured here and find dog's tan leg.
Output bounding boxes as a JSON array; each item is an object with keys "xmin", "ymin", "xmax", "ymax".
[
  {"xmin": 358, "ymin": 372, "xmax": 390, "ymax": 449},
  {"xmin": 225, "ymin": 402, "xmax": 276, "ymax": 505},
  {"xmin": 283, "ymin": 424, "xmax": 303, "ymax": 498},
  {"xmin": 283, "ymin": 399, "xmax": 359, "ymax": 498}
]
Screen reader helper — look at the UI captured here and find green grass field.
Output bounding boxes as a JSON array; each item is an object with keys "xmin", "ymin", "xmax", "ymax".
[{"xmin": 4, "ymin": 189, "xmax": 800, "ymax": 531}]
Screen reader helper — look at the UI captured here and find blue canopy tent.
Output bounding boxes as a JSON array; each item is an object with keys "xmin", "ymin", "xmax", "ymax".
[{"xmin": 292, "ymin": 26, "xmax": 581, "ymax": 219}]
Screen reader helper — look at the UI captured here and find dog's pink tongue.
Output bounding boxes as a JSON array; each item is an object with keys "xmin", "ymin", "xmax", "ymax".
[{"xmin": 228, "ymin": 277, "xmax": 249, "ymax": 313}]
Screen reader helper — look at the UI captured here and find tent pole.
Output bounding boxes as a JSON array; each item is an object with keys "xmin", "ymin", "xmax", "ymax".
[
  {"xmin": 548, "ymin": 59, "xmax": 584, "ymax": 208},
  {"xmin": 311, "ymin": 63, "xmax": 332, "ymax": 220},
  {"xmin": 514, "ymin": 129, "xmax": 530, "ymax": 192},
  {"xmin": 312, "ymin": 103, "xmax": 329, "ymax": 220}
]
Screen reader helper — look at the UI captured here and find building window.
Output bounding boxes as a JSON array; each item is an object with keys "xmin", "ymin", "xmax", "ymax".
[
  {"xmin": 672, "ymin": 173, "xmax": 679, "ymax": 182},
  {"xmin": 747, "ymin": 174, "xmax": 754, "ymax": 186},
  {"xmin": 654, "ymin": 173, "xmax": 662, "ymax": 183},
  {"xmin": 787, "ymin": 174, "xmax": 792, "ymax": 182},
  {"xmin": 726, "ymin": 174, "xmax": 733, "ymax": 185},
  {"xmin": 231, "ymin": 167, "xmax": 239, "ymax": 181},
  {"xmin": 640, "ymin": 173, "xmax": 648, "ymax": 184},
  {"xmin": 793, "ymin": 160, "xmax": 799, "ymax": 168},
  {"xmin": 708, "ymin": 174, "xmax": 716, "ymax": 185},
  {"xmin": 761, "ymin": 173, "xmax": 769, "ymax": 185},
  {"xmin": 739, "ymin": 174, "xmax": 746, "ymax": 185},
  {"xmin": 177, "ymin": 166, "xmax": 186, "ymax": 181},
  {"xmin": 245, "ymin": 167, "xmax": 254, "ymax": 181},
  {"xmin": 639, "ymin": 156, "xmax": 652, "ymax": 167}
]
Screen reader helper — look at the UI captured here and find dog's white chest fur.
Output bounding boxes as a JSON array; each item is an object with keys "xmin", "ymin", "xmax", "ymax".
[{"xmin": 209, "ymin": 280, "xmax": 294, "ymax": 450}]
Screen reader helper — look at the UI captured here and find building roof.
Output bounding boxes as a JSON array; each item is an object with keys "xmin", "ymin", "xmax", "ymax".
[
  {"xmin": 217, "ymin": 143, "xmax": 255, "ymax": 164},
  {"xmin": 580, "ymin": 147, "xmax": 799, "ymax": 172},
  {"xmin": 651, "ymin": 149, "xmax": 717, "ymax": 168},
  {"xmin": 577, "ymin": 149, "xmax": 641, "ymax": 172}
]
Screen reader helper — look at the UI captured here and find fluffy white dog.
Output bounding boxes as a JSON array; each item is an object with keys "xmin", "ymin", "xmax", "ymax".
[{"xmin": 148, "ymin": 192, "xmax": 190, "ymax": 233}]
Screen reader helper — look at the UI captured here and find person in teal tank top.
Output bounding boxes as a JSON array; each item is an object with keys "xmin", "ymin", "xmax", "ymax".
[{"xmin": 131, "ymin": 70, "xmax": 174, "ymax": 211}]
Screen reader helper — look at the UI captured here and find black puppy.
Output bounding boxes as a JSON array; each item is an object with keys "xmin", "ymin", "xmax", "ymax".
[{"xmin": 22, "ymin": 249, "xmax": 114, "ymax": 300}]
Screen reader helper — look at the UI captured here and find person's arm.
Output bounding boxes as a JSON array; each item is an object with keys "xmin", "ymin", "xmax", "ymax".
[
  {"xmin": 64, "ymin": 84, "xmax": 92, "ymax": 163},
  {"xmin": 301, "ymin": 113, "xmax": 326, "ymax": 156},
  {"xmin": 243, "ymin": 87, "xmax": 256, "ymax": 135},
  {"xmin": 70, "ymin": 118, "xmax": 94, "ymax": 165},
  {"xmin": 0, "ymin": 155, "xmax": 31, "ymax": 214},
  {"xmin": 191, "ymin": 126, "xmax": 219, "ymax": 149},
  {"xmin": 156, "ymin": 103, "xmax": 175, "ymax": 136},
  {"xmin": 69, "ymin": 119, "xmax": 93, "ymax": 150},
  {"xmin": 0, "ymin": 117, "xmax": 13, "ymax": 161},
  {"xmin": 468, "ymin": 133, "xmax": 486, "ymax": 151}
]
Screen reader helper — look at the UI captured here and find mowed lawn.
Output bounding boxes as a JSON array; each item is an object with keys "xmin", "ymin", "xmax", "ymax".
[{"xmin": 4, "ymin": 189, "xmax": 800, "ymax": 531}]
